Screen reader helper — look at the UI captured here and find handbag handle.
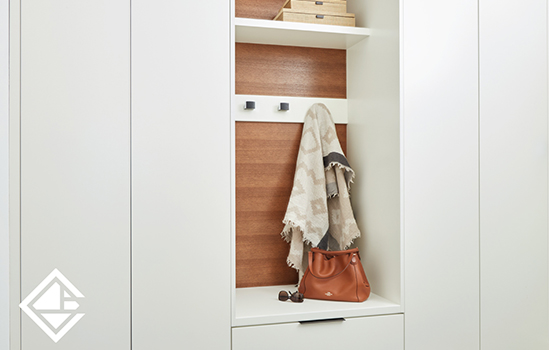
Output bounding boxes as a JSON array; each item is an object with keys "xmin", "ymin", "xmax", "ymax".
[
  {"xmin": 311, "ymin": 247, "xmax": 360, "ymax": 256},
  {"xmin": 310, "ymin": 247, "xmax": 361, "ymax": 261},
  {"xmin": 307, "ymin": 249, "xmax": 356, "ymax": 279}
]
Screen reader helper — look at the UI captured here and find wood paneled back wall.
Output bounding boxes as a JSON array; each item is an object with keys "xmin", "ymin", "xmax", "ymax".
[
  {"xmin": 236, "ymin": 43, "xmax": 346, "ymax": 98},
  {"xmin": 235, "ymin": 36, "xmax": 347, "ymax": 288}
]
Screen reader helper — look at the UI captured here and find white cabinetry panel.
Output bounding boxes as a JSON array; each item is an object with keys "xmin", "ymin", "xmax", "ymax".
[
  {"xmin": 19, "ymin": 1, "xmax": 130, "ymax": 349},
  {"xmin": 479, "ymin": 0, "xmax": 549, "ymax": 348},
  {"xmin": 131, "ymin": 0, "xmax": 231, "ymax": 349},
  {"xmin": 347, "ymin": 0, "xmax": 401, "ymax": 307},
  {"xmin": 0, "ymin": 0, "xmax": 8, "ymax": 348},
  {"xmin": 403, "ymin": 1, "xmax": 480, "ymax": 349},
  {"xmin": 233, "ymin": 314, "xmax": 403, "ymax": 350}
]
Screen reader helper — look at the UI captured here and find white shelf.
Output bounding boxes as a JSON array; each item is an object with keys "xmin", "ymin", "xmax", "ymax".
[
  {"xmin": 235, "ymin": 18, "xmax": 370, "ymax": 50},
  {"xmin": 233, "ymin": 285, "xmax": 402, "ymax": 327}
]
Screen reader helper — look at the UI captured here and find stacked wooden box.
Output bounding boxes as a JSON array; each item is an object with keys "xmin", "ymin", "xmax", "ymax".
[{"xmin": 274, "ymin": 0, "xmax": 355, "ymax": 27}]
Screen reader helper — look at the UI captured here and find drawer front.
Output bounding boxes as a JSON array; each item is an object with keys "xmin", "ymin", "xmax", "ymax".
[
  {"xmin": 276, "ymin": 10, "xmax": 355, "ymax": 27},
  {"xmin": 232, "ymin": 314, "xmax": 403, "ymax": 350},
  {"xmin": 287, "ymin": 0, "xmax": 347, "ymax": 15}
]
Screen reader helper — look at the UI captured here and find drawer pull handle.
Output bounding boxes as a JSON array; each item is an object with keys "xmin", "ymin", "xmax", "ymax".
[
  {"xmin": 315, "ymin": 1, "xmax": 323, "ymax": 4},
  {"xmin": 299, "ymin": 317, "xmax": 345, "ymax": 324},
  {"xmin": 316, "ymin": 15, "xmax": 324, "ymax": 19}
]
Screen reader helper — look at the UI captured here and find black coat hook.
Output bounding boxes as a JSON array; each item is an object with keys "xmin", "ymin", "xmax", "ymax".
[
  {"xmin": 244, "ymin": 101, "xmax": 255, "ymax": 110},
  {"xmin": 279, "ymin": 102, "xmax": 290, "ymax": 111}
]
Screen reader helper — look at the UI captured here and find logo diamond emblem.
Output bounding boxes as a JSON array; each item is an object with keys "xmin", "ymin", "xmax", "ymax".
[{"xmin": 20, "ymin": 269, "xmax": 85, "ymax": 342}]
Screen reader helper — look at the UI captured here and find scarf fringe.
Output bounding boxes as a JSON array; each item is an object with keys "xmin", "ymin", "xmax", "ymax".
[
  {"xmin": 325, "ymin": 161, "xmax": 355, "ymax": 188},
  {"xmin": 281, "ymin": 219, "xmax": 318, "ymax": 247}
]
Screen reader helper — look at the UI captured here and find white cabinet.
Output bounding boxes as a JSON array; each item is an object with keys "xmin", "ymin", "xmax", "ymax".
[
  {"xmin": 402, "ymin": 1, "xmax": 480, "ymax": 349},
  {"xmin": 7, "ymin": 0, "xmax": 549, "ymax": 349},
  {"xmin": 0, "ymin": 0, "xmax": 8, "ymax": 349},
  {"xmin": 231, "ymin": 0, "xmax": 404, "ymax": 343},
  {"xmin": 16, "ymin": 0, "xmax": 131, "ymax": 349},
  {"xmin": 402, "ymin": 0, "xmax": 549, "ymax": 349},
  {"xmin": 131, "ymin": 0, "xmax": 231, "ymax": 349},
  {"xmin": 232, "ymin": 314, "xmax": 403, "ymax": 350},
  {"xmin": 479, "ymin": 0, "xmax": 549, "ymax": 348}
]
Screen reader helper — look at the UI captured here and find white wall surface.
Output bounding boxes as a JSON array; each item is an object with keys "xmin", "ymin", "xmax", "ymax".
[{"xmin": 1, "ymin": 0, "xmax": 9, "ymax": 348}]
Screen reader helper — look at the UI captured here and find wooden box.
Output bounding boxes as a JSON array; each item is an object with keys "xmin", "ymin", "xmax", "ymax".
[
  {"xmin": 280, "ymin": 0, "xmax": 348, "ymax": 15},
  {"xmin": 274, "ymin": 0, "xmax": 355, "ymax": 27},
  {"xmin": 274, "ymin": 9, "xmax": 355, "ymax": 27}
]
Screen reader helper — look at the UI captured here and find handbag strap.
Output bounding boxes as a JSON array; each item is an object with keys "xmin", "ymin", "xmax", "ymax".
[
  {"xmin": 311, "ymin": 247, "xmax": 360, "ymax": 256},
  {"xmin": 307, "ymin": 249, "xmax": 356, "ymax": 279}
]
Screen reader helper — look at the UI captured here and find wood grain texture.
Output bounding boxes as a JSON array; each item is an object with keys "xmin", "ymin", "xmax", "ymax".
[
  {"xmin": 236, "ymin": 122, "xmax": 347, "ymax": 288},
  {"xmin": 236, "ymin": 0, "xmax": 287, "ymax": 20},
  {"xmin": 236, "ymin": 43, "xmax": 346, "ymax": 98}
]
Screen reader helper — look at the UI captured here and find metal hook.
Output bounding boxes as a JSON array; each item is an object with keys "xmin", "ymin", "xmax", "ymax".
[
  {"xmin": 278, "ymin": 102, "xmax": 290, "ymax": 111},
  {"xmin": 244, "ymin": 101, "xmax": 256, "ymax": 110}
]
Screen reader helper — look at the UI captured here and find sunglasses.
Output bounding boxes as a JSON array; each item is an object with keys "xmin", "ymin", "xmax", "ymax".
[{"xmin": 278, "ymin": 290, "xmax": 304, "ymax": 303}]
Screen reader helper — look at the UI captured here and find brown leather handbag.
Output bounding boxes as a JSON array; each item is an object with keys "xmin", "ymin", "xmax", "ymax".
[{"xmin": 298, "ymin": 247, "xmax": 370, "ymax": 302}]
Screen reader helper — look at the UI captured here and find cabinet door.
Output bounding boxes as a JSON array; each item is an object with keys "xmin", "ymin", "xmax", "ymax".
[
  {"xmin": 479, "ymin": 0, "xmax": 549, "ymax": 348},
  {"xmin": 403, "ymin": 1, "xmax": 480, "ymax": 349},
  {"xmin": 1, "ymin": 0, "xmax": 8, "ymax": 348},
  {"xmin": 131, "ymin": 1, "xmax": 231, "ymax": 349},
  {"xmin": 19, "ymin": 1, "xmax": 130, "ymax": 349}
]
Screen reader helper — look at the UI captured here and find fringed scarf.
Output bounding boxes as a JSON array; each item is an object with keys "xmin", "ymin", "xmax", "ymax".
[{"xmin": 281, "ymin": 103, "xmax": 361, "ymax": 278}]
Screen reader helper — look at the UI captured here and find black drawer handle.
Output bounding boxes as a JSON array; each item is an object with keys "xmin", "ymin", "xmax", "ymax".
[
  {"xmin": 316, "ymin": 15, "xmax": 324, "ymax": 19},
  {"xmin": 315, "ymin": 1, "xmax": 324, "ymax": 4},
  {"xmin": 299, "ymin": 318, "xmax": 345, "ymax": 324}
]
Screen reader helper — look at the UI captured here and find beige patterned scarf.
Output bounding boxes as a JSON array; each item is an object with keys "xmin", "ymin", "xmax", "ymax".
[{"xmin": 281, "ymin": 103, "xmax": 361, "ymax": 277}]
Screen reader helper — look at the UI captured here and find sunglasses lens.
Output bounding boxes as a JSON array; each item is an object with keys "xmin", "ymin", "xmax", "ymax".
[
  {"xmin": 278, "ymin": 291, "xmax": 289, "ymax": 301},
  {"xmin": 290, "ymin": 292, "xmax": 304, "ymax": 303}
]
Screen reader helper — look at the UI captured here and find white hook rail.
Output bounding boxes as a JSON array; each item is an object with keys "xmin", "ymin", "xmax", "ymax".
[{"xmin": 234, "ymin": 95, "xmax": 348, "ymax": 124}]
